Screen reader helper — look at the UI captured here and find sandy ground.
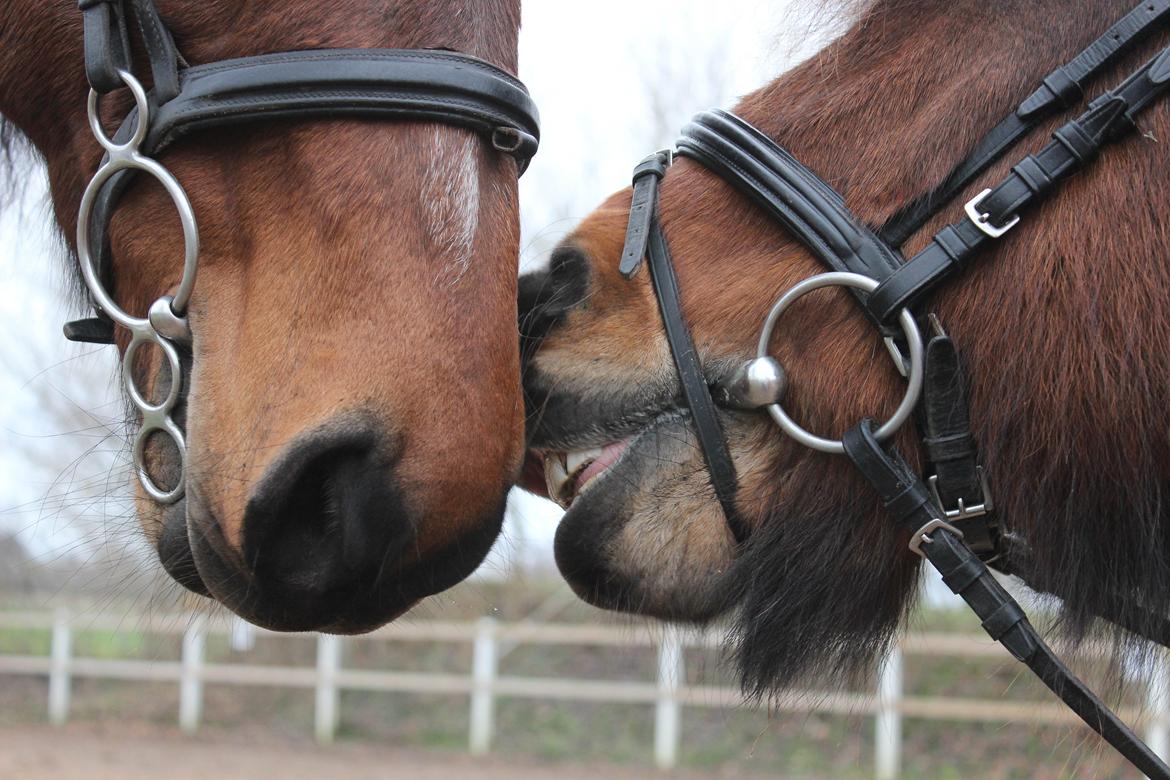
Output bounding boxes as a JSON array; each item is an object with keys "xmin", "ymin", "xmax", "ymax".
[{"xmin": 0, "ymin": 723, "xmax": 713, "ymax": 780}]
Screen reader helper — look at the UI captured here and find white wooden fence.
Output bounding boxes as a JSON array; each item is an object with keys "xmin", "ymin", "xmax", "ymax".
[{"xmin": 0, "ymin": 608, "xmax": 1167, "ymax": 777}]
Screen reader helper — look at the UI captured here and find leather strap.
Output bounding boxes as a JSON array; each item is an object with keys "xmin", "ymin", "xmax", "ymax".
[
  {"xmin": 79, "ymin": 0, "xmax": 131, "ymax": 94},
  {"xmin": 627, "ymin": 157, "xmax": 744, "ymax": 542},
  {"xmin": 62, "ymin": 316, "xmax": 116, "ymax": 344},
  {"xmin": 620, "ymin": 152, "xmax": 670, "ymax": 279},
  {"xmin": 677, "ymin": 111, "xmax": 901, "ymax": 281},
  {"xmin": 79, "ymin": 0, "xmax": 182, "ymax": 102},
  {"xmin": 918, "ymin": 334, "xmax": 999, "ymax": 556},
  {"xmin": 867, "ymin": 43, "xmax": 1170, "ymax": 325},
  {"xmin": 880, "ymin": 0, "xmax": 1170, "ymax": 247},
  {"xmin": 108, "ymin": 49, "xmax": 540, "ymax": 168},
  {"xmin": 844, "ymin": 421, "xmax": 1170, "ymax": 780}
]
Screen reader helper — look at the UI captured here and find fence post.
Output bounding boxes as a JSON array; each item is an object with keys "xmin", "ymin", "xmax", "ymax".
[
  {"xmin": 179, "ymin": 614, "xmax": 206, "ymax": 734},
  {"xmin": 315, "ymin": 634, "xmax": 342, "ymax": 743},
  {"xmin": 48, "ymin": 608, "xmax": 71, "ymax": 726},
  {"xmin": 469, "ymin": 617, "xmax": 498, "ymax": 755},
  {"xmin": 1146, "ymin": 650, "xmax": 1170, "ymax": 775},
  {"xmin": 655, "ymin": 626, "xmax": 684, "ymax": 770},
  {"xmin": 875, "ymin": 645, "xmax": 903, "ymax": 780},
  {"xmin": 229, "ymin": 617, "xmax": 256, "ymax": 653}
]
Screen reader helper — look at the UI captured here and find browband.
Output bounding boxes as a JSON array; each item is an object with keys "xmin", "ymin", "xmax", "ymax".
[
  {"xmin": 111, "ymin": 49, "xmax": 540, "ymax": 169},
  {"xmin": 67, "ymin": 2, "xmax": 540, "ymax": 346}
]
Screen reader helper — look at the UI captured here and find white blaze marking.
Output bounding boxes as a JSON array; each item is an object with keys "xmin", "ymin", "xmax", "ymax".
[{"xmin": 424, "ymin": 126, "xmax": 481, "ymax": 285}]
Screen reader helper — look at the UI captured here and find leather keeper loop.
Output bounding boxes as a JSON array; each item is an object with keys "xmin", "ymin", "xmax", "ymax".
[
  {"xmin": 1053, "ymin": 121, "xmax": 1099, "ymax": 163},
  {"xmin": 932, "ymin": 225, "xmax": 976, "ymax": 267},
  {"xmin": 632, "ymin": 154, "xmax": 669, "ymax": 183},
  {"xmin": 924, "ymin": 432, "xmax": 976, "ymax": 463},
  {"xmin": 1011, "ymin": 155, "xmax": 1055, "ymax": 195},
  {"xmin": 940, "ymin": 555, "xmax": 985, "ymax": 594},
  {"xmin": 981, "ymin": 600, "xmax": 1028, "ymax": 640},
  {"xmin": 885, "ymin": 482, "xmax": 933, "ymax": 527},
  {"xmin": 81, "ymin": 0, "xmax": 131, "ymax": 94},
  {"xmin": 1042, "ymin": 68, "xmax": 1084, "ymax": 109}
]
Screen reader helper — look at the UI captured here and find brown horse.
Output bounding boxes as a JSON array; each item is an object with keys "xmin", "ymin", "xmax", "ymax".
[
  {"xmin": 520, "ymin": 0, "xmax": 1170, "ymax": 694},
  {"xmin": 1, "ymin": 0, "xmax": 526, "ymax": 632}
]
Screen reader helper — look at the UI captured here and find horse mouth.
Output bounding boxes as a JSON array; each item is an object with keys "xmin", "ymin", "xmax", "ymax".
[
  {"xmin": 521, "ymin": 407, "xmax": 690, "ymax": 511},
  {"xmin": 531, "ymin": 439, "xmax": 634, "ymax": 509}
]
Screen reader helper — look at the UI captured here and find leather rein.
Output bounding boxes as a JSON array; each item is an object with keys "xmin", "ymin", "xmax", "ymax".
[
  {"xmin": 63, "ymin": 0, "xmax": 540, "ymax": 503},
  {"xmin": 619, "ymin": 1, "xmax": 1170, "ymax": 776}
]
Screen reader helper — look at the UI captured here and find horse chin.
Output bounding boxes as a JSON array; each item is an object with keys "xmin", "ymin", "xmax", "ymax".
[{"xmin": 550, "ymin": 415, "xmax": 738, "ymax": 623}]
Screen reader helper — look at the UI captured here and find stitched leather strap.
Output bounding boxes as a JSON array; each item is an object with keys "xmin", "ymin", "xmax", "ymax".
[
  {"xmin": 843, "ymin": 420, "xmax": 1170, "ymax": 780},
  {"xmin": 867, "ymin": 43, "xmax": 1170, "ymax": 325},
  {"xmin": 80, "ymin": 0, "xmax": 131, "ymax": 94},
  {"xmin": 880, "ymin": 0, "xmax": 1170, "ymax": 247},
  {"xmin": 80, "ymin": 0, "xmax": 182, "ymax": 101},
  {"xmin": 677, "ymin": 110, "xmax": 902, "ymax": 287},
  {"xmin": 107, "ymin": 49, "xmax": 540, "ymax": 168}
]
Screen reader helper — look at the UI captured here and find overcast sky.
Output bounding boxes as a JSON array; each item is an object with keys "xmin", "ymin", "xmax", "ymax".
[{"xmin": 0, "ymin": 0, "xmax": 817, "ymax": 575}]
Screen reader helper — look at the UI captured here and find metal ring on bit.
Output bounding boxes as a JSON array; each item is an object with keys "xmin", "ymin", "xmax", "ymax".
[
  {"xmin": 77, "ymin": 70, "xmax": 198, "ymax": 503},
  {"xmin": 756, "ymin": 272, "xmax": 924, "ymax": 454}
]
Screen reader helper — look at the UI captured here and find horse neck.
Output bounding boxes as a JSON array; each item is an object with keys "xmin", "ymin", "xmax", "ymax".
[{"xmin": 734, "ymin": 0, "xmax": 1156, "ymax": 235}]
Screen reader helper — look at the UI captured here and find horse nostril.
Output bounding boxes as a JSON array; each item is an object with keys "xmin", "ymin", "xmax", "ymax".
[{"xmin": 242, "ymin": 427, "xmax": 409, "ymax": 598}]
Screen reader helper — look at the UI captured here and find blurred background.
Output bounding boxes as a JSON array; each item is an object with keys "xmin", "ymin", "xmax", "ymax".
[{"xmin": 0, "ymin": 2, "xmax": 1159, "ymax": 778}]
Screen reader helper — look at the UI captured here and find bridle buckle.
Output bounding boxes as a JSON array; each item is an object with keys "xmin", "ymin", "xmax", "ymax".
[
  {"xmin": 927, "ymin": 465, "xmax": 994, "ymax": 522},
  {"xmin": 908, "ymin": 518, "xmax": 964, "ymax": 557},
  {"xmin": 965, "ymin": 188, "xmax": 1021, "ymax": 238}
]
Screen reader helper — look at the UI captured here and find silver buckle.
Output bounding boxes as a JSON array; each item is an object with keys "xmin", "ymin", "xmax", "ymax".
[
  {"xmin": 964, "ymin": 188, "xmax": 1021, "ymax": 239},
  {"xmin": 908, "ymin": 518, "xmax": 964, "ymax": 557},
  {"xmin": 928, "ymin": 466, "xmax": 994, "ymax": 522}
]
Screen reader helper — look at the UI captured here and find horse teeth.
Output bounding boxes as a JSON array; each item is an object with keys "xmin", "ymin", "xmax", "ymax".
[
  {"xmin": 543, "ymin": 455, "xmax": 570, "ymax": 507},
  {"xmin": 566, "ymin": 448, "xmax": 602, "ymax": 476}
]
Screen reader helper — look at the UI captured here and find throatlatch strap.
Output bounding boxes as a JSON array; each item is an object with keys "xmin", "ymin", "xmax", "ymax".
[
  {"xmin": 880, "ymin": 0, "xmax": 1170, "ymax": 247},
  {"xmin": 843, "ymin": 420, "xmax": 1170, "ymax": 780}
]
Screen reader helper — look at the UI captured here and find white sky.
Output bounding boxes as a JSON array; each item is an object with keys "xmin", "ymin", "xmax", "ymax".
[{"xmin": 0, "ymin": 0, "xmax": 817, "ymax": 575}]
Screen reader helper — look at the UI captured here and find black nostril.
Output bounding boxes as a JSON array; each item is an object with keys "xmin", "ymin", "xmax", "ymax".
[{"xmin": 243, "ymin": 424, "xmax": 409, "ymax": 598}]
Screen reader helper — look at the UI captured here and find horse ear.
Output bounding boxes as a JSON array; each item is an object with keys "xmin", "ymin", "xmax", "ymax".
[{"xmin": 518, "ymin": 244, "xmax": 591, "ymax": 349}]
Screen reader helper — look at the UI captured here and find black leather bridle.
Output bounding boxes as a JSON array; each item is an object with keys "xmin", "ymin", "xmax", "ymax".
[
  {"xmin": 620, "ymin": 1, "xmax": 1170, "ymax": 776},
  {"xmin": 62, "ymin": 0, "xmax": 539, "ymax": 503}
]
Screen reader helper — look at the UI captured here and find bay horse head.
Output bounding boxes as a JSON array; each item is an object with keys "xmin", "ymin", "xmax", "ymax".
[
  {"xmin": 1, "ymin": 0, "xmax": 532, "ymax": 632},
  {"xmin": 521, "ymin": 0, "xmax": 1170, "ymax": 692}
]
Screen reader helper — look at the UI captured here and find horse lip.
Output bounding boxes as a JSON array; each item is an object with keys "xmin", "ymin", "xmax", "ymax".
[{"xmin": 156, "ymin": 499, "xmax": 210, "ymax": 597}]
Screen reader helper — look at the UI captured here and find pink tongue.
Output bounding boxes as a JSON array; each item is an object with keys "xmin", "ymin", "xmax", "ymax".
[{"xmin": 574, "ymin": 439, "xmax": 631, "ymax": 493}]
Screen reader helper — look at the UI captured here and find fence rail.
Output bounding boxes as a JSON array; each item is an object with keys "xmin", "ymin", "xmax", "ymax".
[{"xmin": 0, "ymin": 608, "xmax": 1166, "ymax": 778}]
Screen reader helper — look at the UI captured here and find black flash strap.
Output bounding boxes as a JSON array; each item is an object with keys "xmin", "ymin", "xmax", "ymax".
[{"xmin": 623, "ymin": 153, "xmax": 749, "ymax": 544}]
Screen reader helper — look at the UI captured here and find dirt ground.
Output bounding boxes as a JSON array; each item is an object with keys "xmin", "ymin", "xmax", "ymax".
[{"xmin": 0, "ymin": 723, "xmax": 729, "ymax": 780}]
